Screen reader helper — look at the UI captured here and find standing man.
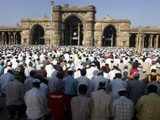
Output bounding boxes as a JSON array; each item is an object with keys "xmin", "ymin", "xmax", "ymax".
[
  {"xmin": 64, "ymin": 69, "xmax": 78, "ymax": 120},
  {"xmin": 112, "ymin": 89, "xmax": 134, "ymax": 120},
  {"xmin": 127, "ymin": 73, "xmax": 146, "ymax": 104},
  {"xmin": 111, "ymin": 73, "xmax": 127, "ymax": 100},
  {"xmin": 77, "ymin": 68, "xmax": 92, "ymax": 95},
  {"xmin": 136, "ymin": 85, "xmax": 160, "ymax": 120},
  {"xmin": 71, "ymin": 84, "xmax": 91, "ymax": 120},
  {"xmin": 5, "ymin": 72, "xmax": 25, "ymax": 119},
  {"xmin": 91, "ymin": 82, "xmax": 112, "ymax": 120},
  {"xmin": 24, "ymin": 79, "xmax": 48, "ymax": 120}
]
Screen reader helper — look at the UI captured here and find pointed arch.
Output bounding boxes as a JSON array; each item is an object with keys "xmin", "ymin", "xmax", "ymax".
[
  {"xmin": 30, "ymin": 24, "xmax": 45, "ymax": 45},
  {"xmin": 102, "ymin": 25, "xmax": 117, "ymax": 47},
  {"xmin": 62, "ymin": 15, "xmax": 83, "ymax": 46}
]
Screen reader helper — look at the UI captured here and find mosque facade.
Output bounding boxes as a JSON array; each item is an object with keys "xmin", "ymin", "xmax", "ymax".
[{"xmin": 0, "ymin": 4, "xmax": 160, "ymax": 50}]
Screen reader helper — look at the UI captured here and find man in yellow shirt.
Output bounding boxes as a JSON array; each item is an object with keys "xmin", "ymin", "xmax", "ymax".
[{"xmin": 136, "ymin": 84, "xmax": 160, "ymax": 120}]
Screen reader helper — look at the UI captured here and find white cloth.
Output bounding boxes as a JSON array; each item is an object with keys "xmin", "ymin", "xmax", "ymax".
[
  {"xmin": 109, "ymin": 69, "xmax": 121, "ymax": 80},
  {"xmin": 45, "ymin": 64, "xmax": 57, "ymax": 80},
  {"xmin": 25, "ymin": 66, "xmax": 35, "ymax": 77},
  {"xmin": 4, "ymin": 66, "xmax": 12, "ymax": 74},
  {"xmin": 86, "ymin": 66, "xmax": 99, "ymax": 80}
]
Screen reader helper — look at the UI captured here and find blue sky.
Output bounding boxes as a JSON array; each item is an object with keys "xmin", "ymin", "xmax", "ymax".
[{"xmin": 0, "ymin": 0, "xmax": 160, "ymax": 27}]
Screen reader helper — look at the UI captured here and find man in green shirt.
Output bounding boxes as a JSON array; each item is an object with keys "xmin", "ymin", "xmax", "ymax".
[{"xmin": 136, "ymin": 84, "xmax": 160, "ymax": 120}]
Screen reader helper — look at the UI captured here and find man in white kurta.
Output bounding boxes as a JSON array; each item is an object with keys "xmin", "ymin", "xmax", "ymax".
[{"xmin": 24, "ymin": 79, "xmax": 48, "ymax": 120}]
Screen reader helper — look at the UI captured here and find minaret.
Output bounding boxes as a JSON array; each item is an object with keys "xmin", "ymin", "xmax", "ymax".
[
  {"xmin": 51, "ymin": 0, "xmax": 55, "ymax": 8},
  {"xmin": 51, "ymin": 0, "xmax": 55, "ymax": 20}
]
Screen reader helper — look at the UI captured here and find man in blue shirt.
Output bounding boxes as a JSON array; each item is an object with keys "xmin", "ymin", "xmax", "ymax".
[{"xmin": 64, "ymin": 69, "xmax": 78, "ymax": 120}]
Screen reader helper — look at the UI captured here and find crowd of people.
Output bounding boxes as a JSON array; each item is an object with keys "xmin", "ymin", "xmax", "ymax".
[{"xmin": 0, "ymin": 45, "xmax": 160, "ymax": 120}]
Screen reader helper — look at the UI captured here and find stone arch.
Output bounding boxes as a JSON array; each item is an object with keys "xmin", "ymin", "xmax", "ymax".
[
  {"xmin": 62, "ymin": 13, "xmax": 84, "ymax": 23},
  {"xmin": 15, "ymin": 32, "xmax": 21, "ymax": 44},
  {"xmin": 62, "ymin": 15, "xmax": 84, "ymax": 45},
  {"xmin": 3, "ymin": 32, "xmax": 9, "ymax": 45},
  {"xmin": 144, "ymin": 34, "xmax": 150, "ymax": 48},
  {"xmin": 30, "ymin": 24, "xmax": 45, "ymax": 45},
  {"xmin": 102, "ymin": 25, "xmax": 117, "ymax": 47},
  {"xmin": 129, "ymin": 33, "xmax": 136, "ymax": 47}
]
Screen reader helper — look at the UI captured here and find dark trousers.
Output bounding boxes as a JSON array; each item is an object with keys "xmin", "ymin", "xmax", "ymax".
[
  {"xmin": 64, "ymin": 95, "xmax": 76, "ymax": 120},
  {"xmin": 7, "ymin": 104, "xmax": 26, "ymax": 119}
]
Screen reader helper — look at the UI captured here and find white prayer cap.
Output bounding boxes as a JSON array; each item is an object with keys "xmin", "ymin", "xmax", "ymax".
[
  {"xmin": 77, "ymin": 64, "xmax": 83, "ymax": 69},
  {"xmin": 7, "ymin": 62, "xmax": 12, "ymax": 66},
  {"xmin": 113, "ymin": 63, "xmax": 118, "ymax": 67},
  {"xmin": 63, "ymin": 65, "xmax": 67, "ymax": 71},
  {"xmin": 86, "ymin": 64, "xmax": 90, "ymax": 68},
  {"xmin": 101, "ymin": 62, "xmax": 106, "ymax": 67},
  {"xmin": 19, "ymin": 62, "xmax": 24, "ymax": 65},
  {"xmin": 52, "ymin": 59, "xmax": 57, "ymax": 65},
  {"xmin": 39, "ymin": 64, "xmax": 44, "ymax": 68},
  {"xmin": 91, "ymin": 62, "xmax": 95, "ymax": 66},
  {"xmin": 33, "ymin": 79, "xmax": 40, "ymax": 83},
  {"xmin": 66, "ymin": 63, "xmax": 71, "ymax": 68}
]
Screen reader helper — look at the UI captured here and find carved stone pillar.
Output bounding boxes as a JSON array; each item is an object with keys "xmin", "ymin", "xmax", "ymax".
[
  {"xmin": 136, "ymin": 33, "xmax": 144, "ymax": 54},
  {"xmin": 13, "ymin": 32, "xmax": 16, "ymax": 44},
  {"xmin": 141, "ymin": 34, "xmax": 144, "ymax": 49},
  {"xmin": 155, "ymin": 35, "xmax": 159, "ymax": 48},
  {"xmin": 52, "ymin": 5, "xmax": 62, "ymax": 46},
  {"xmin": 83, "ymin": 6, "xmax": 95, "ymax": 46},
  {"xmin": 0, "ymin": 32, "xmax": 3, "ymax": 45},
  {"xmin": 78, "ymin": 23, "xmax": 80, "ymax": 46},
  {"xmin": 149, "ymin": 34, "xmax": 153, "ymax": 48},
  {"xmin": 135, "ymin": 33, "xmax": 139, "ymax": 52},
  {"xmin": 4, "ymin": 32, "xmax": 7, "ymax": 45},
  {"xmin": 0, "ymin": 32, "xmax": 2, "ymax": 45},
  {"xmin": 10, "ymin": 33, "xmax": 14, "ymax": 45},
  {"xmin": 8, "ymin": 32, "xmax": 11, "ymax": 45},
  {"xmin": 2, "ymin": 32, "xmax": 5, "ymax": 45}
]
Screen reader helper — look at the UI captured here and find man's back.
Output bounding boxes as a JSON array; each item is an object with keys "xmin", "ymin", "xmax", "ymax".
[
  {"xmin": 0, "ymin": 72, "xmax": 14, "ymax": 93},
  {"xmin": 71, "ymin": 95, "xmax": 91, "ymax": 120},
  {"xmin": 64, "ymin": 75, "xmax": 77, "ymax": 96},
  {"xmin": 91, "ymin": 90, "xmax": 112, "ymax": 120},
  {"xmin": 113, "ymin": 96, "xmax": 134, "ymax": 120},
  {"xmin": 136, "ymin": 93, "xmax": 160, "ymax": 120},
  {"xmin": 127, "ymin": 80, "xmax": 146, "ymax": 103},
  {"xmin": 6, "ymin": 80, "xmax": 24, "ymax": 106},
  {"xmin": 111, "ymin": 79, "xmax": 127, "ymax": 100},
  {"xmin": 25, "ymin": 87, "xmax": 48, "ymax": 119}
]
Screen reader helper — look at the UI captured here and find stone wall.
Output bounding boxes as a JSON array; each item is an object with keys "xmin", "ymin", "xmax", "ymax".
[
  {"xmin": 94, "ymin": 19, "xmax": 131, "ymax": 47},
  {"xmin": 20, "ymin": 18, "xmax": 52, "ymax": 45},
  {"xmin": 2, "ymin": 4, "xmax": 159, "ymax": 49}
]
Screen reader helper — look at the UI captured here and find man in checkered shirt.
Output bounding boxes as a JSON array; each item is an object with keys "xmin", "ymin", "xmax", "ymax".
[{"xmin": 112, "ymin": 88, "xmax": 134, "ymax": 120}]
